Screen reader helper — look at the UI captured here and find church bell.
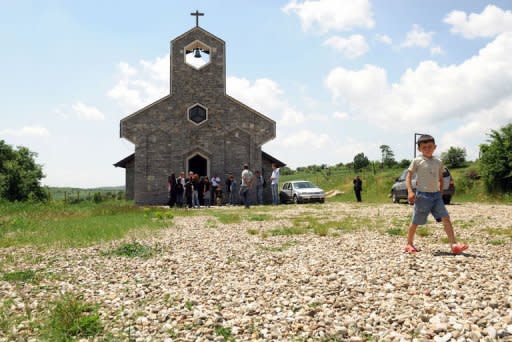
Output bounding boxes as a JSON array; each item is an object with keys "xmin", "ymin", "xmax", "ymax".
[{"xmin": 194, "ymin": 48, "xmax": 201, "ymax": 58}]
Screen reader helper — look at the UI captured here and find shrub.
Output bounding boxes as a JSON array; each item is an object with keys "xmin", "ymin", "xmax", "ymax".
[
  {"xmin": 0, "ymin": 140, "xmax": 48, "ymax": 202},
  {"xmin": 45, "ymin": 293, "xmax": 103, "ymax": 339},
  {"xmin": 441, "ymin": 147, "xmax": 467, "ymax": 168},
  {"xmin": 3, "ymin": 270, "xmax": 37, "ymax": 283},
  {"xmin": 479, "ymin": 123, "xmax": 512, "ymax": 193},
  {"xmin": 109, "ymin": 241, "xmax": 154, "ymax": 258}
]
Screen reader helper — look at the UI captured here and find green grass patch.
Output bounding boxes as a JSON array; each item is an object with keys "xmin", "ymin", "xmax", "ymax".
[
  {"xmin": 0, "ymin": 202, "xmax": 171, "ymax": 248},
  {"xmin": 215, "ymin": 325, "xmax": 235, "ymax": 341},
  {"xmin": 43, "ymin": 293, "xmax": 103, "ymax": 340},
  {"xmin": 486, "ymin": 228, "xmax": 512, "ymax": 237},
  {"xmin": 488, "ymin": 239, "xmax": 506, "ymax": 246},
  {"xmin": 205, "ymin": 219, "xmax": 218, "ymax": 229},
  {"xmin": 246, "ymin": 228, "xmax": 259, "ymax": 235},
  {"xmin": 386, "ymin": 228, "xmax": 406, "ymax": 236},
  {"xmin": 417, "ymin": 227, "xmax": 431, "ymax": 237},
  {"xmin": 212, "ymin": 212, "xmax": 242, "ymax": 224},
  {"xmin": 248, "ymin": 214, "xmax": 270, "ymax": 221},
  {"xmin": 452, "ymin": 219, "xmax": 477, "ymax": 229},
  {"xmin": 106, "ymin": 241, "xmax": 155, "ymax": 258},
  {"xmin": 268, "ymin": 226, "xmax": 308, "ymax": 236},
  {"xmin": 3, "ymin": 269, "xmax": 37, "ymax": 283},
  {"xmin": 185, "ymin": 300, "xmax": 194, "ymax": 311}
]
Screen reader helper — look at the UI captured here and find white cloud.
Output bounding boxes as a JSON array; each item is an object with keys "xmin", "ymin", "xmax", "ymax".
[
  {"xmin": 323, "ymin": 35, "xmax": 369, "ymax": 58},
  {"xmin": 1, "ymin": 125, "xmax": 50, "ymax": 137},
  {"xmin": 72, "ymin": 102, "xmax": 105, "ymax": 121},
  {"xmin": 325, "ymin": 32, "xmax": 512, "ymax": 130},
  {"xmin": 140, "ymin": 55, "xmax": 169, "ymax": 81},
  {"xmin": 282, "ymin": 129, "xmax": 329, "ymax": 148},
  {"xmin": 118, "ymin": 62, "xmax": 137, "ymax": 78},
  {"xmin": 281, "ymin": 108, "xmax": 305, "ymax": 125},
  {"xmin": 108, "ymin": 56, "xmax": 169, "ymax": 111},
  {"xmin": 441, "ymin": 97, "xmax": 512, "ymax": 159},
  {"xmin": 227, "ymin": 77, "xmax": 283, "ymax": 115},
  {"xmin": 226, "ymin": 76, "xmax": 305, "ymax": 126},
  {"xmin": 444, "ymin": 5, "xmax": 512, "ymax": 39},
  {"xmin": 325, "ymin": 64, "xmax": 388, "ymax": 104},
  {"xmin": 333, "ymin": 111, "xmax": 349, "ymax": 120},
  {"xmin": 375, "ymin": 33, "xmax": 392, "ymax": 45},
  {"xmin": 282, "ymin": 0, "xmax": 374, "ymax": 33},
  {"xmin": 430, "ymin": 46, "xmax": 443, "ymax": 55},
  {"xmin": 401, "ymin": 24, "xmax": 434, "ymax": 48}
]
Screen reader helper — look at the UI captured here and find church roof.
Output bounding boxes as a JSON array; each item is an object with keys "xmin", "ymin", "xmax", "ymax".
[
  {"xmin": 114, "ymin": 151, "xmax": 285, "ymax": 169},
  {"xmin": 262, "ymin": 151, "xmax": 286, "ymax": 167},
  {"xmin": 113, "ymin": 153, "xmax": 134, "ymax": 168},
  {"xmin": 171, "ymin": 26, "xmax": 225, "ymax": 45}
]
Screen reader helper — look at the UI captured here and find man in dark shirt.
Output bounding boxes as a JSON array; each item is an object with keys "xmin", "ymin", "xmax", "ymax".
[{"xmin": 353, "ymin": 175, "xmax": 362, "ymax": 202}]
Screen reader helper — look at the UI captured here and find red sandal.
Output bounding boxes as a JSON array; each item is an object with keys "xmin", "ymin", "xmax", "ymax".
[
  {"xmin": 451, "ymin": 243, "xmax": 469, "ymax": 254},
  {"xmin": 404, "ymin": 244, "xmax": 419, "ymax": 253}
]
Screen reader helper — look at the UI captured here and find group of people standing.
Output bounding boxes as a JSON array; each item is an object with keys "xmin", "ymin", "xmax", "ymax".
[{"xmin": 166, "ymin": 163, "xmax": 281, "ymax": 208}]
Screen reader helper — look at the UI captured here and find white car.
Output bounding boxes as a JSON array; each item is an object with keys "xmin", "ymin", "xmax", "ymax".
[{"xmin": 279, "ymin": 181, "xmax": 325, "ymax": 204}]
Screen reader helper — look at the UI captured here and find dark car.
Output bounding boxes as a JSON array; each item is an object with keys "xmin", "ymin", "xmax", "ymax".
[
  {"xmin": 279, "ymin": 181, "xmax": 325, "ymax": 204},
  {"xmin": 391, "ymin": 167, "xmax": 455, "ymax": 204}
]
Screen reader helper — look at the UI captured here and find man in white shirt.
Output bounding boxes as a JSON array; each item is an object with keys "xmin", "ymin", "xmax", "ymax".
[
  {"xmin": 240, "ymin": 164, "xmax": 253, "ymax": 208},
  {"xmin": 270, "ymin": 163, "xmax": 280, "ymax": 205}
]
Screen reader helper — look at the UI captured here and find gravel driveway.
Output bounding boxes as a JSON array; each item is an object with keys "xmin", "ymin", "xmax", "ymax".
[{"xmin": 1, "ymin": 202, "xmax": 511, "ymax": 341}]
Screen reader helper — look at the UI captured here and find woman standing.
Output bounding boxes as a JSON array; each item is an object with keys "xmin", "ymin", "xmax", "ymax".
[
  {"xmin": 168, "ymin": 173, "xmax": 177, "ymax": 207},
  {"xmin": 203, "ymin": 176, "xmax": 211, "ymax": 208}
]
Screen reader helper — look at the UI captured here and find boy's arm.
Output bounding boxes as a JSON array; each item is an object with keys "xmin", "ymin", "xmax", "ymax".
[
  {"xmin": 406, "ymin": 171, "xmax": 415, "ymax": 204},
  {"xmin": 439, "ymin": 174, "xmax": 444, "ymax": 192}
]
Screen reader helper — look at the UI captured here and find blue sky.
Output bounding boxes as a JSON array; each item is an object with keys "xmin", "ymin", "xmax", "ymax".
[{"xmin": 1, "ymin": 0, "xmax": 512, "ymax": 187}]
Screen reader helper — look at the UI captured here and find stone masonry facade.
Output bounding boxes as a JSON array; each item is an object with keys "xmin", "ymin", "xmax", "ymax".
[{"xmin": 118, "ymin": 27, "xmax": 277, "ymax": 205}]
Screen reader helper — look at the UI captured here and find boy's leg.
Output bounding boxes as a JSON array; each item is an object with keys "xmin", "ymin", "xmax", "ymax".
[
  {"xmin": 407, "ymin": 223, "xmax": 418, "ymax": 246},
  {"xmin": 432, "ymin": 193, "xmax": 468, "ymax": 253},
  {"xmin": 441, "ymin": 216, "xmax": 456, "ymax": 245},
  {"xmin": 405, "ymin": 192, "xmax": 430, "ymax": 252}
]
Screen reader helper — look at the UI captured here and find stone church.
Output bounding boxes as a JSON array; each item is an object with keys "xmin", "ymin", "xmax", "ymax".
[{"xmin": 114, "ymin": 13, "xmax": 284, "ymax": 205}]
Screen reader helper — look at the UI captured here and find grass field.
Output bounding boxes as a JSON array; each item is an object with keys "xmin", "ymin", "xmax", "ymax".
[
  {"xmin": 0, "ymin": 164, "xmax": 509, "ymax": 249},
  {"xmin": 281, "ymin": 164, "xmax": 512, "ymax": 204},
  {"xmin": 0, "ymin": 201, "xmax": 172, "ymax": 248}
]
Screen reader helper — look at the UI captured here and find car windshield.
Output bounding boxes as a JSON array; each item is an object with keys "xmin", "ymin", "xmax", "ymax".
[{"xmin": 294, "ymin": 181, "xmax": 315, "ymax": 189}]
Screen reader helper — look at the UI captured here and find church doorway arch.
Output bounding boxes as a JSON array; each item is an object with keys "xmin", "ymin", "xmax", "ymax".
[{"xmin": 187, "ymin": 154, "xmax": 209, "ymax": 177}]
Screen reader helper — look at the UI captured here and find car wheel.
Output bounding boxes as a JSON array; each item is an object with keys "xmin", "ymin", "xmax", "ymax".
[
  {"xmin": 293, "ymin": 195, "xmax": 299, "ymax": 204},
  {"xmin": 392, "ymin": 191, "xmax": 399, "ymax": 203},
  {"xmin": 279, "ymin": 193, "xmax": 287, "ymax": 204},
  {"xmin": 319, "ymin": 198, "xmax": 325, "ymax": 203},
  {"xmin": 443, "ymin": 195, "xmax": 451, "ymax": 205}
]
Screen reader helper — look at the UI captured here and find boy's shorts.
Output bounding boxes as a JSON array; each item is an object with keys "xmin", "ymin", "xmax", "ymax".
[{"xmin": 412, "ymin": 191, "xmax": 449, "ymax": 225}]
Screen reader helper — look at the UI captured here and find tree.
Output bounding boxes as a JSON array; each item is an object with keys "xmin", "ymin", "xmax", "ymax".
[
  {"xmin": 479, "ymin": 123, "xmax": 512, "ymax": 193},
  {"xmin": 398, "ymin": 159, "xmax": 411, "ymax": 169},
  {"xmin": 0, "ymin": 140, "xmax": 48, "ymax": 201},
  {"xmin": 280, "ymin": 166, "xmax": 294, "ymax": 175},
  {"xmin": 441, "ymin": 147, "xmax": 467, "ymax": 168},
  {"xmin": 353, "ymin": 152, "xmax": 370, "ymax": 171},
  {"xmin": 379, "ymin": 145, "xmax": 396, "ymax": 168}
]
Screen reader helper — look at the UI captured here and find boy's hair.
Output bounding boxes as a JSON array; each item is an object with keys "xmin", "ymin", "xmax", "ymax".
[{"xmin": 417, "ymin": 134, "xmax": 435, "ymax": 147}]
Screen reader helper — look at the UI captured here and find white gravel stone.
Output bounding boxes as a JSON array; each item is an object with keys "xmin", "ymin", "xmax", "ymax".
[{"xmin": 1, "ymin": 202, "xmax": 511, "ymax": 340}]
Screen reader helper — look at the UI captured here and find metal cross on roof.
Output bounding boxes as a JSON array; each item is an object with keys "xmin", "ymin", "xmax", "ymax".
[{"xmin": 190, "ymin": 10, "xmax": 204, "ymax": 27}]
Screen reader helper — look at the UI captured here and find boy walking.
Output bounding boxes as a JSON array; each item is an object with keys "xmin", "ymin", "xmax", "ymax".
[{"xmin": 405, "ymin": 134, "xmax": 468, "ymax": 254}]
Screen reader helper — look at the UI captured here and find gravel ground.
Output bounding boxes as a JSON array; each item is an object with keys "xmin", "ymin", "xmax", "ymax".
[{"xmin": 1, "ymin": 202, "xmax": 511, "ymax": 341}]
